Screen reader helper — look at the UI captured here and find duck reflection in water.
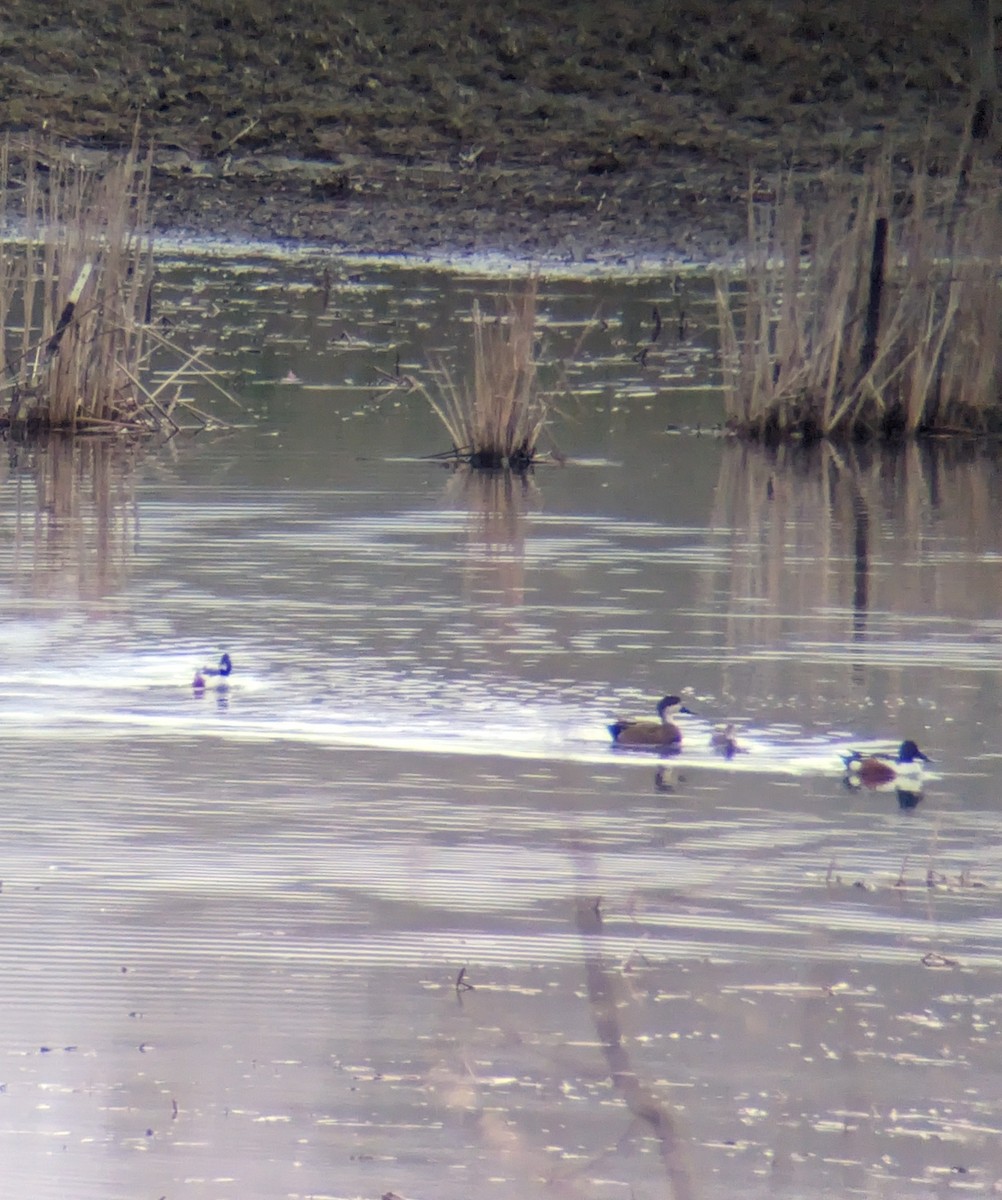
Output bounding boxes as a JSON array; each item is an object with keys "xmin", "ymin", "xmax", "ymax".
[
  {"xmin": 842, "ymin": 776, "xmax": 925, "ymax": 810},
  {"xmin": 894, "ymin": 788, "xmax": 923, "ymax": 810},
  {"xmin": 654, "ymin": 764, "xmax": 688, "ymax": 792}
]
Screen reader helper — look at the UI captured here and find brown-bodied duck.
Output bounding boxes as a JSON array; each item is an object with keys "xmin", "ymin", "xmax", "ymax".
[{"xmin": 609, "ymin": 694, "xmax": 693, "ymax": 751}]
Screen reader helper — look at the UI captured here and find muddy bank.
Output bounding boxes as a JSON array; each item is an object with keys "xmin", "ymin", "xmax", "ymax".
[{"xmin": 0, "ymin": 0, "xmax": 987, "ymax": 262}]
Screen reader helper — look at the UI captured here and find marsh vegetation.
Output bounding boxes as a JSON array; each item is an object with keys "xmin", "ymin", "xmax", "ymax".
[
  {"xmin": 716, "ymin": 156, "xmax": 1002, "ymax": 442},
  {"xmin": 420, "ymin": 278, "xmax": 551, "ymax": 469},
  {"xmin": 0, "ymin": 137, "xmax": 234, "ymax": 437}
]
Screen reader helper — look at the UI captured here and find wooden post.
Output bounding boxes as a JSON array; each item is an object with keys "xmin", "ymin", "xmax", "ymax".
[
  {"xmin": 860, "ymin": 217, "xmax": 887, "ymax": 376},
  {"xmin": 970, "ymin": 0, "xmax": 998, "ymax": 146}
]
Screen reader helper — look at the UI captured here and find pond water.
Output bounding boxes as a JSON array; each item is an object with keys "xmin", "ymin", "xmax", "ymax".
[{"xmin": 2, "ymin": 252, "xmax": 1002, "ymax": 1200}]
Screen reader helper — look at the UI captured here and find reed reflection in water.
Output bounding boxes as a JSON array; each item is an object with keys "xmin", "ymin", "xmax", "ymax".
[
  {"xmin": 8, "ymin": 436, "xmax": 139, "ymax": 600},
  {"xmin": 706, "ymin": 439, "xmax": 1002, "ymax": 743},
  {"xmin": 444, "ymin": 465, "xmax": 539, "ymax": 611}
]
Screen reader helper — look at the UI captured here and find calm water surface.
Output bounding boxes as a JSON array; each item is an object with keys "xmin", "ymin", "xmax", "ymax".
[{"xmin": 1, "ymin": 254, "xmax": 1002, "ymax": 1200}]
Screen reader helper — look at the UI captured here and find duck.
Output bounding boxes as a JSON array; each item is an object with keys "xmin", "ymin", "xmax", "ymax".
[
  {"xmin": 193, "ymin": 653, "xmax": 232, "ymax": 691},
  {"xmin": 609, "ymin": 695, "xmax": 694, "ymax": 751},
  {"xmin": 842, "ymin": 739, "xmax": 930, "ymax": 787},
  {"xmin": 710, "ymin": 722, "xmax": 742, "ymax": 759}
]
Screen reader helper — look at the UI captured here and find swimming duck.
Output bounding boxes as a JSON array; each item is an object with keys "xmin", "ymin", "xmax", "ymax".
[
  {"xmin": 842, "ymin": 739, "xmax": 930, "ymax": 787},
  {"xmin": 609, "ymin": 695, "xmax": 693, "ymax": 751},
  {"xmin": 193, "ymin": 653, "xmax": 232, "ymax": 691},
  {"xmin": 710, "ymin": 722, "xmax": 742, "ymax": 759}
]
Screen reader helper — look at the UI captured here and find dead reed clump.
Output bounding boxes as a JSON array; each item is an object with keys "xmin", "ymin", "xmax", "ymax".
[
  {"xmin": 0, "ymin": 136, "xmax": 234, "ymax": 437},
  {"xmin": 422, "ymin": 278, "xmax": 549, "ymax": 471},
  {"xmin": 715, "ymin": 156, "xmax": 1002, "ymax": 442}
]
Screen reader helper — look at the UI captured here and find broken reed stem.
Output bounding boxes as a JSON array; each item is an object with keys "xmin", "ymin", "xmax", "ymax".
[{"xmin": 716, "ymin": 156, "xmax": 1002, "ymax": 441}]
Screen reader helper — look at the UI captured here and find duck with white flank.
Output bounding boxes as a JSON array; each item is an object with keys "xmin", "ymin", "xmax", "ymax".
[
  {"xmin": 193, "ymin": 653, "xmax": 232, "ymax": 692},
  {"xmin": 842, "ymin": 739, "xmax": 930, "ymax": 787}
]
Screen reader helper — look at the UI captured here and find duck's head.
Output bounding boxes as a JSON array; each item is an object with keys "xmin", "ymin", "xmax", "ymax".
[
  {"xmin": 657, "ymin": 695, "xmax": 692, "ymax": 720},
  {"xmin": 898, "ymin": 740, "xmax": 929, "ymax": 765},
  {"xmin": 217, "ymin": 653, "xmax": 233, "ymax": 677}
]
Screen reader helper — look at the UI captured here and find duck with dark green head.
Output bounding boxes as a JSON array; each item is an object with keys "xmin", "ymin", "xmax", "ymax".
[
  {"xmin": 842, "ymin": 739, "xmax": 930, "ymax": 787},
  {"xmin": 193, "ymin": 652, "xmax": 232, "ymax": 693},
  {"xmin": 609, "ymin": 694, "xmax": 693, "ymax": 751}
]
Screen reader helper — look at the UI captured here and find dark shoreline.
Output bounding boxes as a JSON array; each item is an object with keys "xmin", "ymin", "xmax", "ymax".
[
  {"xmin": 144, "ymin": 151, "xmax": 756, "ymax": 266},
  {"xmin": 3, "ymin": 0, "xmax": 985, "ymax": 264}
]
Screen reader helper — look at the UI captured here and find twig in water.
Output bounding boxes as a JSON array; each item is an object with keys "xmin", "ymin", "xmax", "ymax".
[
  {"xmin": 921, "ymin": 951, "xmax": 958, "ymax": 969},
  {"xmin": 218, "ymin": 116, "xmax": 260, "ymax": 156},
  {"xmin": 455, "ymin": 966, "xmax": 474, "ymax": 993}
]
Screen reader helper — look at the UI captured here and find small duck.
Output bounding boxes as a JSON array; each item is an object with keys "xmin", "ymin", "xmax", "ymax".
[
  {"xmin": 842, "ymin": 739, "xmax": 930, "ymax": 787},
  {"xmin": 609, "ymin": 695, "xmax": 694, "ymax": 751},
  {"xmin": 193, "ymin": 653, "xmax": 232, "ymax": 692},
  {"xmin": 710, "ymin": 722, "xmax": 742, "ymax": 759}
]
